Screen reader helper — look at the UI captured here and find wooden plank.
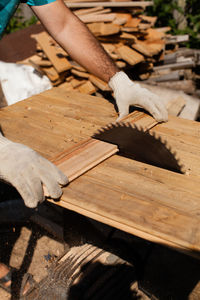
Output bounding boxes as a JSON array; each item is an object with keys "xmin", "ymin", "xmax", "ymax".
[
  {"xmin": 74, "ymin": 6, "xmax": 104, "ymax": 15},
  {"xmin": 116, "ymin": 45, "xmax": 144, "ymax": 65},
  {"xmin": 125, "ymin": 18, "xmax": 141, "ymax": 28},
  {"xmin": 132, "ymin": 40, "xmax": 164, "ymax": 57},
  {"xmin": 166, "ymin": 96, "xmax": 186, "ymax": 116},
  {"xmin": 87, "ymin": 22, "xmax": 120, "ymax": 36},
  {"xmin": 1, "ymin": 89, "xmax": 200, "ymax": 258},
  {"xmin": 89, "ymin": 74, "xmax": 110, "ymax": 91},
  {"xmin": 119, "ymin": 32, "xmax": 137, "ymax": 42},
  {"xmin": 79, "ymin": 13, "xmax": 116, "ymax": 23},
  {"xmin": 52, "ymin": 138, "xmax": 118, "ymax": 182},
  {"xmin": 42, "ymin": 66, "xmax": 60, "ymax": 82},
  {"xmin": 33, "ymin": 32, "xmax": 71, "ymax": 73},
  {"xmin": 53, "ymin": 158, "xmax": 200, "ymax": 258},
  {"xmin": 139, "ymin": 15, "xmax": 157, "ymax": 27},
  {"xmin": 77, "ymin": 80, "xmax": 96, "ymax": 94},
  {"xmin": 71, "ymin": 69, "xmax": 90, "ymax": 78},
  {"xmin": 145, "ymin": 28, "xmax": 165, "ymax": 42},
  {"xmin": 65, "ymin": 1, "xmax": 154, "ymax": 8}
]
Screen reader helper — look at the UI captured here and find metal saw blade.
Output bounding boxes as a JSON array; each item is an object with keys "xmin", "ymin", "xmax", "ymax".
[{"xmin": 92, "ymin": 123, "xmax": 184, "ymax": 174}]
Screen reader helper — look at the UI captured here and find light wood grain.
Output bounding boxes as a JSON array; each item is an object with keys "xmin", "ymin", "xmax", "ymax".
[
  {"xmin": 1, "ymin": 89, "xmax": 200, "ymax": 258},
  {"xmin": 33, "ymin": 32, "xmax": 71, "ymax": 73},
  {"xmin": 52, "ymin": 138, "xmax": 118, "ymax": 181},
  {"xmin": 116, "ymin": 45, "xmax": 144, "ymax": 65}
]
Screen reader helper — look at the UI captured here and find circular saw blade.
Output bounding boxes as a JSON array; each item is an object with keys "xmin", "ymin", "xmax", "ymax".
[{"xmin": 92, "ymin": 123, "xmax": 185, "ymax": 174}]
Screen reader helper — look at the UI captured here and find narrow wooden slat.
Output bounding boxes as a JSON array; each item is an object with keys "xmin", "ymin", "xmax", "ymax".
[
  {"xmin": 77, "ymin": 81, "xmax": 96, "ymax": 94},
  {"xmin": 166, "ymin": 96, "xmax": 186, "ymax": 116},
  {"xmin": 132, "ymin": 40, "xmax": 164, "ymax": 57},
  {"xmin": 65, "ymin": 1, "xmax": 154, "ymax": 8},
  {"xmin": 74, "ymin": 6, "xmax": 104, "ymax": 16},
  {"xmin": 89, "ymin": 74, "xmax": 110, "ymax": 91},
  {"xmin": 87, "ymin": 22, "xmax": 120, "ymax": 36},
  {"xmin": 52, "ymin": 138, "xmax": 118, "ymax": 182},
  {"xmin": 116, "ymin": 45, "xmax": 144, "ymax": 65},
  {"xmin": 33, "ymin": 32, "xmax": 71, "ymax": 73},
  {"xmin": 79, "ymin": 13, "xmax": 116, "ymax": 23}
]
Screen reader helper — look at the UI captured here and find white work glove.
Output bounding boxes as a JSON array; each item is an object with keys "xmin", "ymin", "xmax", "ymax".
[
  {"xmin": 109, "ymin": 71, "xmax": 168, "ymax": 122},
  {"xmin": 0, "ymin": 134, "xmax": 68, "ymax": 208}
]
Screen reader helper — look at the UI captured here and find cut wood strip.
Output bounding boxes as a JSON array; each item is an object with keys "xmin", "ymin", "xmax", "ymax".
[
  {"xmin": 79, "ymin": 13, "xmax": 116, "ymax": 23},
  {"xmin": 139, "ymin": 15, "xmax": 157, "ymax": 27},
  {"xmin": 33, "ymin": 32, "xmax": 71, "ymax": 73},
  {"xmin": 74, "ymin": 6, "xmax": 104, "ymax": 15},
  {"xmin": 87, "ymin": 22, "xmax": 120, "ymax": 36},
  {"xmin": 42, "ymin": 66, "xmax": 60, "ymax": 82},
  {"xmin": 114, "ymin": 12, "xmax": 132, "ymax": 25},
  {"xmin": 120, "ymin": 32, "xmax": 137, "ymax": 42},
  {"xmin": 77, "ymin": 81, "xmax": 96, "ymax": 94},
  {"xmin": 116, "ymin": 60, "xmax": 126, "ymax": 68},
  {"xmin": 65, "ymin": 1, "xmax": 154, "ymax": 8},
  {"xmin": 132, "ymin": 40, "xmax": 164, "ymax": 57},
  {"xmin": 115, "ymin": 13, "xmax": 132, "ymax": 23},
  {"xmin": 58, "ymin": 81, "xmax": 76, "ymax": 91},
  {"xmin": 125, "ymin": 18, "xmax": 141, "ymax": 28},
  {"xmin": 155, "ymin": 26, "xmax": 171, "ymax": 33},
  {"xmin": 71, "ymin": 69, "xmax": 90, "ymax": 78},
  {"xmin": 166, "ymin": 97, "xmax": 186, "ymax": 116},
  {"xmin": 88, "ymin": 8, "xmax": 112, "ymax": 15},
  {"xmin": 101, "ymin": 43, "xmax": 118, "ymax": 59},
  {"xmin": 116, "ymin": 45, "xmax": 144, "ymax": 65},
  {"xmin": 89, "ymin": 74, "xmax": 110, "ymax": 91},
  {"xmin": 52, "ymin": 138, "xmax": 118, "ymax": 182},
  {"xmin": 145, "ymin": 28, "xmax": 165, "ymax": 42}
]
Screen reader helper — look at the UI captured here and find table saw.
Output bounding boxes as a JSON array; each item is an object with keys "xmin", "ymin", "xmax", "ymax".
[{"xmin": 0, "ymin": 87, "xmax": 200, "ymax": 259}]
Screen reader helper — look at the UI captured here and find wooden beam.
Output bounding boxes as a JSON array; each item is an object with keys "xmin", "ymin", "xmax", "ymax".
[{"xmin": 65, "ymin": 1, "xmax": 153, "ymax": 8}]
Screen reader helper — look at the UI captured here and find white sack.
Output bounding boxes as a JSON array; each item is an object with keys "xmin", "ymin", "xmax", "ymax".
[{"xmin": 0, "ymin": 61, "xmax": 52, "ymax": 106}]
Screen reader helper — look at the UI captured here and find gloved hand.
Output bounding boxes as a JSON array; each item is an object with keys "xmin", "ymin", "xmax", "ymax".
[
  {"xmin": 109, "ymin": 71, "xmax": 168, "ymax": 122},
  {"xmin": 0, "ymin": 134, "xmax": 68, "ymax": 208}
]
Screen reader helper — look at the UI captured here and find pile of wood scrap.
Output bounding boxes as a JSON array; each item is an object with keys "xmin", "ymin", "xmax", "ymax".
[
  {"xmin": 145, "ymin": 47, "xmax": 200, "ymax": 97},
  {"xmin": 27, "ymin": 3, "xmax": 170, "ymax": 94},
  {"xmin": 22, "ymin": 2, "xmax": 199, "ymax": 103}
]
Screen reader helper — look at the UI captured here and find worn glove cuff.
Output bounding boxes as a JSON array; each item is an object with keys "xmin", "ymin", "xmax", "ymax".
[{"xmin": 108, "ymin": 71, "xmax": 133, "ymax": 91}]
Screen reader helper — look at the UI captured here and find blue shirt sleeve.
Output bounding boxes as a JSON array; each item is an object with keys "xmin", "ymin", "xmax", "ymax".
[{"xmin": 26, "ymin": 0, "xmax": 57, "ymax": 6}]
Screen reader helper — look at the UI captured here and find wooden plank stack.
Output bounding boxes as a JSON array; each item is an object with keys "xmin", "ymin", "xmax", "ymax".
[
  {"xmin": 21, "ymin": 2, "xmax": 199, "ymax": 100},
  {"xmin": 27, "ymin": 3, "xmax": 170, "ymax": 95}
]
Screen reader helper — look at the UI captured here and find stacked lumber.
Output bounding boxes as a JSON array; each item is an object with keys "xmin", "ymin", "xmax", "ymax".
[
  {"xmin": 145, "ymin": 47, "xmax": 200, "ymax": 97},
  {"xmin": 25, "ymin": 3, "xmax": 199, "ymax": 101},
  {"xmin": 27, "ymin": 4, "xmax": 170, "ymax": 95}
]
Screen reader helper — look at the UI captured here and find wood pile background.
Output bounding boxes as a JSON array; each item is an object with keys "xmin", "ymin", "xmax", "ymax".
[{"xmin": 23, "ymin": 1, "xmax": 200, "ymax": 98}]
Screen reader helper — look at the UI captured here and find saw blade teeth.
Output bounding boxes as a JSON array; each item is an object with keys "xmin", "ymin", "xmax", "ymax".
[
  {"xmin": 92, "ymin": 120, "xmax": 185, "ymax": 174},
  {"xmin": 107, "ymin": 123, "xmax": 113, "ymax": 129},
  {"xmin": 134, "ymin": 124, "xmax": 141, "ymax": 131},
  {"xmin": 113, "ymin": 123, "xmax": 119, "ymax": 128}
]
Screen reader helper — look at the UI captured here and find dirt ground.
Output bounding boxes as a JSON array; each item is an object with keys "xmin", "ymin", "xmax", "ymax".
[{"xmin": 0, "ymin": 199, "xmax": 200, "ymax": 300}]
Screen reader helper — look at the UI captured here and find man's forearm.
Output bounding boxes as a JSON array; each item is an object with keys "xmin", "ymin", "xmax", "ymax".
[
  {"xmin": 31, "ymin": 0, "xmax": 168, "ymax": 122},
  {"xmin": 32, "ymin": 0, "xmax": 119, "ymax": 82}
]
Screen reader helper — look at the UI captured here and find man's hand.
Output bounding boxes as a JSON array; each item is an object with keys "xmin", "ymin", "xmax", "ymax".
[
  {"xmin": 109, "ymin": 71, "xmax": 168, "ymax": 122},
  {"xmin": 0, "ymin": 136, "xmax": 68, "ymax": 208}
]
